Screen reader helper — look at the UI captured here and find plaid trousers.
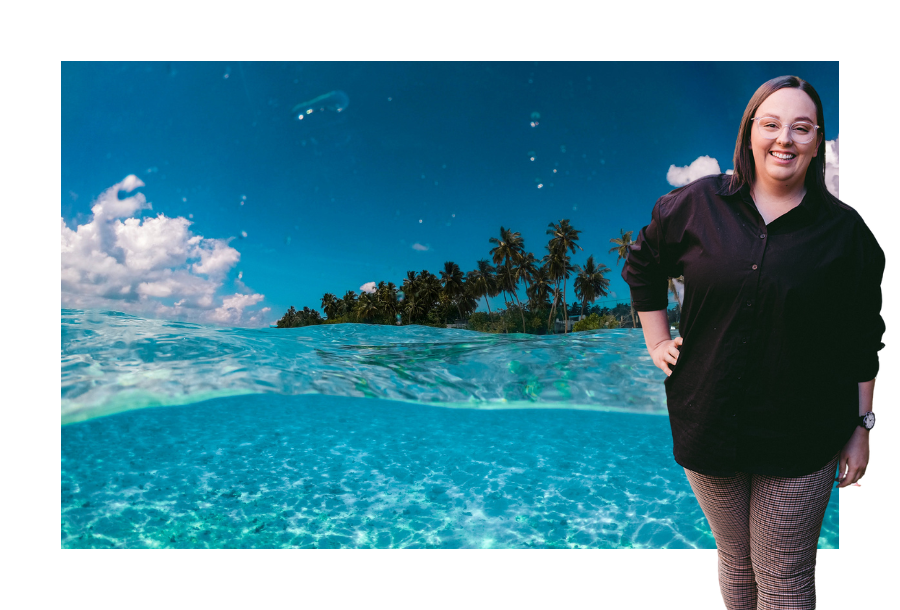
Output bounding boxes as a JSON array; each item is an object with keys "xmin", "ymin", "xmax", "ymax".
[{"xmin": 684, "ymin": 454, "xmax": 838, "ymax": 610}]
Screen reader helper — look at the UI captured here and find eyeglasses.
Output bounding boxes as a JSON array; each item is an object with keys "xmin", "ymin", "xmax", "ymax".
[{"xmin": 751, "ymin": 117, "xmax": 820, "ymax": 144}]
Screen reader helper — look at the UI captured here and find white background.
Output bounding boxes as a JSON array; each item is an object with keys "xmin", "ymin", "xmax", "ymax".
[{"xmin": 4, "ymin": 1, "xmax": 894, "ymax": 608}]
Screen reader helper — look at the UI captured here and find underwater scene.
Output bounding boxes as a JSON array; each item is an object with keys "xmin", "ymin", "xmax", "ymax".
[
  {"xmin": 61, "ymin": 62, "xmax": 841, "ymax": 549},
  {"xmin": 60, "ymin": 309, "xmax": 839, "ymax": 549}
]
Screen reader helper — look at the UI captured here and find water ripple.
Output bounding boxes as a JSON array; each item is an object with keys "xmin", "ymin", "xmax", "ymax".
[{"xmin": 61, "ymin": 309, "xmax": 667, "ymax": 424}]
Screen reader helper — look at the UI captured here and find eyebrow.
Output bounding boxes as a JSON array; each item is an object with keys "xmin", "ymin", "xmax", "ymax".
[{"xmin": 760, "ymin": 114, "xmax": 816, "ymax": 123}]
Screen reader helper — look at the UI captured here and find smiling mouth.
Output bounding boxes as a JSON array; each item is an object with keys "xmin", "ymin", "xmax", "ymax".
[{"xmin": 770, "ymin": 151, "xmax": 796, "ymax": 160}]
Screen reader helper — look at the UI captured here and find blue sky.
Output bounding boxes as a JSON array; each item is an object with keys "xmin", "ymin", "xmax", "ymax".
[{"xmin": 61, "ymin": 61, "xmax": 839, "ymax": 326}]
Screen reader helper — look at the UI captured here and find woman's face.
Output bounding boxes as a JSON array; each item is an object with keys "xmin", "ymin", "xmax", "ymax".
[{"xmin": 749, "ymin": 87, "xmax": 822, "ymax": 191}]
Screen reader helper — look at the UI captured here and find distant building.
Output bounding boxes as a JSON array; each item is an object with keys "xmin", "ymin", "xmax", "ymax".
[{"xmin": 554, "ymin": 316, "xmax": 583, "ymax": 333}]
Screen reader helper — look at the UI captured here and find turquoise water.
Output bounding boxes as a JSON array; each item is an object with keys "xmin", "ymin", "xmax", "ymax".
[{"xmin": 61, "ymin": 309, "xmax": 838, "ymax": 549}]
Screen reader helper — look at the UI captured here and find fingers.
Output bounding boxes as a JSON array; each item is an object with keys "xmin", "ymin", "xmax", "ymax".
[
  {"xmin": 659, "ymin": 353, "xmax": 677, "ymax": 376},
  {"xmin": 836, "ymin": 463, "xmax": 867, "ymax": 488},
  {"xmin": 657, "ymin": 339, "xmax": 681, "ymax": 376},
  {"xmin": 834, "ymin": 455, "xmax": 848, "ymax": 486}
]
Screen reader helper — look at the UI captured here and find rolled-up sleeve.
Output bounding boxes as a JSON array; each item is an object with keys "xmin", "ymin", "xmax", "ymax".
[
  {"xmin": 849, "ymin": 223, "xmax": 886, "ymax": 382},
  {"xmin": 622, "ymin": 198, "xmax": 678, "ymax": 312}
]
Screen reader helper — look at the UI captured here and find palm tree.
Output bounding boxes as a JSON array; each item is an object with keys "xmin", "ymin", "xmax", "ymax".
[
  {"xmin": 377, "ymin": 281, "xmax": 400, "ymax": 324},
  {"xmin": 489, "ymin": 227, "xmax": 527, "ymax": 332},
  {"xmin": 341, "ymin": 290, "xmax": 358, "ymax": 319},
  {"xmin": 547, "ymin": 286, "xmax": 562, "ymax": 331},
  {"xmin": 526, "ymin": 264, "xmax": 553, "ymax": 313},
  {"xmin": 546, "ymin": 219, "xmax": 583, "ymax": 333},
  {"xmin": 468, "ymin": 259, "xmax": 499, "ymax": 324},
  {"xmin": 321, "ymin": 293, "xmax": 339, "ymax": 320},
  {"xmin": 400, "ymin": 271, "xmax": 420, "ymax": 324},
  {"xmin": 418, "ymin": 270, "xmax": 442, "ymax": 320},
  {"xmin": 495, "ymin": 263, "xmax": 521, "ymax": 333},
  {"xmin": 543, "ymin": 244, "xmax": 563, "ymax": 332},
  {"xmin": 517, "ymin": 251, "xmax": 540, "ymax": 294},
  {"xmin": 457, "ymin": 276, "xmax": 479, "ymax": 320},
  {"xmin": 356, "ymin": 291, "xmax": 378, "ymax": 322},
  {"xmin": 574, "ymin": 255, "xmax": 612, "ymax": 323},
  {"xmin": 440, "ymin": 261, "xmax": 466, "ymax": 321},
  {"xmin": 543, "ymin": 243, "xmax": 575, "ymax": 333},
  {"xmin": 608, "ymin": 228, "xmax": 634, "ymax": 266},
  {"xmin": 609, "ymin": 228, "xmax": 637, "ymax": 328},
  {"xmin": 403, "ymin": 292, "xmax": 426, "ymax": 324}
]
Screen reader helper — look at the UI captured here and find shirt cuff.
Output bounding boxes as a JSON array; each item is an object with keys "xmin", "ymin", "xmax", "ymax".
[
  {"xmin": 853, "ymin": 354, "xmax": 880, "ymax": 383},
  {"xmin": 629, "ymin": 285, "xmax": 669, "ymax": 312}
]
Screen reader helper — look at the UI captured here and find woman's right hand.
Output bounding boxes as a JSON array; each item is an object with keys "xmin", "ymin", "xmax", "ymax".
[{"xmin": 649, "ymin": 336, "xmax": 683, "ymax": 376}]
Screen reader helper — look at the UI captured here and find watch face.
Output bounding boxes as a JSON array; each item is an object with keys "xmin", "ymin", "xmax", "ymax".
[{"xmin": 864, "ymin": 412, "xmax": 876, "ymax": 429}]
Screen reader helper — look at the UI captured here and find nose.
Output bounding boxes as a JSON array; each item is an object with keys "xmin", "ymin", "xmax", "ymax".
[{"xmin": 775, "ymin": 125, "xmax": 795, "ymax": 145}]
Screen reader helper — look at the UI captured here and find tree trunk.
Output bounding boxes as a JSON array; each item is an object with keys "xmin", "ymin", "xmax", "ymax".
[
  {"xmin": 547, "ymin": 284, "xmax": 559, "ymax": 333},
  {"xmin": 511, "ymin": 288, "xmax": 526, "ymax": 333}
]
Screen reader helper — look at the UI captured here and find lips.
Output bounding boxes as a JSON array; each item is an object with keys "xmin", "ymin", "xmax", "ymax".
[{"xmin": 770, "ymin": 151, "xmax": 796, "ymax": 160}]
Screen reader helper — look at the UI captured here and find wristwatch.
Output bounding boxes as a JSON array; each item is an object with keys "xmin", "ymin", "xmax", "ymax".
[{"xmin": 858, "ymin": 411, "xmax": 875, "ymax": 430}]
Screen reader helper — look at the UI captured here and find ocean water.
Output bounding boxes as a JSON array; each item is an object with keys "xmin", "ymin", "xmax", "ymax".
[{"xmin": 60, "ymin": 309, "xmax": 839, "ymax": 549}]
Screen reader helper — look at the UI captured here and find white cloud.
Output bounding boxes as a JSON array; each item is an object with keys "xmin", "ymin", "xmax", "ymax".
[
  {"xmin": 360, "ymin": 281, "xmax": 377, "ymax": 294},
  {"xmin": 191, "ymin": 238, "xmax": 241, "ymax": 277},
  {"xmin": 825, "ymin": 136, "xmax": 839, "ymax": 198},
  {"xmin": 667, "ymin": 155, "xmax": 722, "ymax": 187},
  {"xmin": 411, "ymin": 243, "xmax": 429, "ymax": 251},
  {"xmin": 61, "ymin": 175, "xmax": 267, "ymax": 326},
  {"xmin": 115, "ymin": 215, "xmax": 193, "ymax": 272},
  {"xmin": 208, "ymin": 293, "xmax": 265, "ymax": 325}
]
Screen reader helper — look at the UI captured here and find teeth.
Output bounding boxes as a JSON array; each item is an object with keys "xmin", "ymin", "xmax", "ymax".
[{"xmin": 771, "ymin": 152, "xmax": 795, "ymax": 160}]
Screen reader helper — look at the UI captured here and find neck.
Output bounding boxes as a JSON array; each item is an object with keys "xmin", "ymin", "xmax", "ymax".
[{"xmin": 751, "ymin": 175, "xmax": 807, "ymax": 203}]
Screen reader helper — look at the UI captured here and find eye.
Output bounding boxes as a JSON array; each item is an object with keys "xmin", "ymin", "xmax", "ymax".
[{"xmin": 793, "ymin": 124, "xmax": 812, "ymax": 134}]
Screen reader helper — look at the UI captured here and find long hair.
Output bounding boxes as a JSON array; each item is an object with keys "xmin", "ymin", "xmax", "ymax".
[{"xmin": 726, "ymin": 75, "xmax": 839, "ymax": 205}]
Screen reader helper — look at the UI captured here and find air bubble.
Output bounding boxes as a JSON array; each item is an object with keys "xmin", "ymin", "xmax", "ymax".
[{"xmin": 291, "ymin": 90, "xmax": 349, "ymax": 120}]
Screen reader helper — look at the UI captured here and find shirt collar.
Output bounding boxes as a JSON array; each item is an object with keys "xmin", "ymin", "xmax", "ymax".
[{"xmin": 717, "ymin": 176, "xmax": 820, "ymax": 220}]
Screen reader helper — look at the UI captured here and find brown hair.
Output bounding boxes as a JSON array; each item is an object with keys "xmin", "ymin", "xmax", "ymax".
[{"xmin": 726, "ymin": 75, "xmax": 838, "ymax": 204}]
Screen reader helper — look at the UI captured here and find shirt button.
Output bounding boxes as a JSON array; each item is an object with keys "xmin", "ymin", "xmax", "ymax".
[
  {"xmin": 752, "ymin": 264, "xmax": 758, "ymax": 270},
  {"xmin": 746, "ymin": 301, "xmax": 752, "ymax": 307},
  {"xmin": 760, "ymin": 234, "xmax": 766, "ymax": 239},
  {"xmin": 742, "ymin": 338, "xmax": 747, "ymax": 343}
]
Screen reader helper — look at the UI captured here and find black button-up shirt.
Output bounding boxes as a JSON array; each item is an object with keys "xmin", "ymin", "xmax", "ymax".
[{"xmin": 622, "ymin": 174, "xmax": 885, "ymax": 477}]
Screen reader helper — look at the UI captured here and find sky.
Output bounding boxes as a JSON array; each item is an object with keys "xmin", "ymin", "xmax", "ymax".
[{"xmin": 61, "ymin": 61, "xmax": 839, "ymax": 326}]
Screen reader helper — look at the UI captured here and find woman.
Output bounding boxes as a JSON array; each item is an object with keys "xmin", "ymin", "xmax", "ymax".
[{"xmin": 622, "ymin": 75, "xmax": 884, "ymax": 610}]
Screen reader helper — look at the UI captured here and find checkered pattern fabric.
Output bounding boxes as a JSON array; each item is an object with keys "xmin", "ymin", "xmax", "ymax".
[{"xmin": 684, "ymin": 455, "xmax": 838, "ymax": 610}]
